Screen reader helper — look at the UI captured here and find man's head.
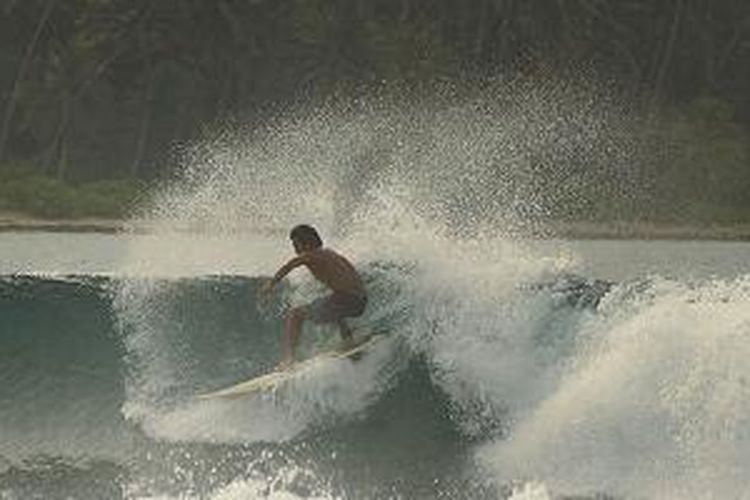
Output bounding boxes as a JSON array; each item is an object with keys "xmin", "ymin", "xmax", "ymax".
[{"xmin": 290, "ymin": 224, "xmax": 323, "ymax": 253}]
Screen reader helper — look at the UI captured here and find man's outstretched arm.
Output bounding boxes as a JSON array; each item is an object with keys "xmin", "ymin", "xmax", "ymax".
[{"xmin": 263, "ymin": 254, "xmax": 310, "ymax": 293}]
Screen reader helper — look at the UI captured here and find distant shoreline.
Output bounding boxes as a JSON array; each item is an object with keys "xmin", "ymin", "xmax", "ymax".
[
  {"xmin": 2, "ymin": 214, "xmax": 750, "ymax": 241},
  {"xmin": 0, "ymin": 221, "xmax": 125, "ymax": 234},
  {"xmin": 528, "ymin": 221, "xmax": 750, "ymax": 242},
  {"xmin": 0, "ymin": 214, "xmax": 126, "ymax": 234}
]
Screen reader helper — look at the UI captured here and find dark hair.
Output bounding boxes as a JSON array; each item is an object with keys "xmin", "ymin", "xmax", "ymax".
[{"xmin": 290, "ymin": 224, "xmax": 323, "ymax": 248}]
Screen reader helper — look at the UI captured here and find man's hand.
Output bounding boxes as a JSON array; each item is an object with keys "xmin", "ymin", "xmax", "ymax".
[
  {"xmin": 259, "ymin": 278, "xmax": 275, "ymax": 300},
  {"xmin": 260, "ymin": 278, "xmax": 276, "ymax": 297}
]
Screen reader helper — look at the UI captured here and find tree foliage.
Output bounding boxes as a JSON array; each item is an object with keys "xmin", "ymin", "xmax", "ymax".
[{"xmin": 0, "ymin": 0, "xmax": 749, "ymax": 221}]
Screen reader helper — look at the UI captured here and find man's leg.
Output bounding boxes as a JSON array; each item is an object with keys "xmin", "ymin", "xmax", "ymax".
[
  {"xmin": 282, "ymin": 306, "xmax": 306, "ymax": 366},
  {"xmin": 337, "ymin": 319, "xmax": 353, "ymax": 348},
  {"xmin": 335, "ymin": 295, "xmax": 367, "ymax": 350}
]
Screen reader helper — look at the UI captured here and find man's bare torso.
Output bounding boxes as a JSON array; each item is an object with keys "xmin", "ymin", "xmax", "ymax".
[{"xmin": 302, "ymin": 248, "xmax": 365, "ymax": 297}]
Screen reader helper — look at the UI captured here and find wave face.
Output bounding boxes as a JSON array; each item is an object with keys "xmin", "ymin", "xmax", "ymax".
[
  {"xmin": 10, "ymin": 267, "xmax": 750, "ymax": 499},
  {"xmin": 1, "ymin": 267, "xmax": 609, "ymax": 499},
  {"xmin": 4, "ymin": 90, "xmax": 750, "ymax": 499}
]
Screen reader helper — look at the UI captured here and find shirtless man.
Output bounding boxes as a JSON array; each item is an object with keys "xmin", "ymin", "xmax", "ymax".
[{"xmin": 261, "ymin": 224, "xmax": 367, "ymax": 367}]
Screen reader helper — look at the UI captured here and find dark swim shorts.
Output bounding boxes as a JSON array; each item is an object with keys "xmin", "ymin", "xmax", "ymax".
[{"xmin": 304, "ymin": 292, "xmax": 367, "ymax": 324}]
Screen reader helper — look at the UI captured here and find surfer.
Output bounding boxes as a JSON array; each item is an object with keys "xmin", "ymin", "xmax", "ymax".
[{"xmin": 261, "ymin": 224, "xmax": 367, "ymax": 368}]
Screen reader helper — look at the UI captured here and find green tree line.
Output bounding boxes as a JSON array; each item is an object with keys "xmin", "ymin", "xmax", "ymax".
[{"xmin": 1, "ymin": 0, "xmax": 749, "ymax": 221}]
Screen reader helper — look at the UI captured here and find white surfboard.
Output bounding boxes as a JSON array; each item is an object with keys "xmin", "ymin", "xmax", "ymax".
[{"xmin": 196, "ymin": 333, "xmax": 386, "ymax": 400}]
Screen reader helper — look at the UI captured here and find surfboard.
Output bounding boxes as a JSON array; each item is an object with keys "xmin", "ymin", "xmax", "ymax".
[{"xmin": 196, "ymin": 333, "xmax": 386, "ymax": 400}]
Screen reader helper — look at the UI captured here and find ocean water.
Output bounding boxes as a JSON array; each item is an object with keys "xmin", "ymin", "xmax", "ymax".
[
  {"xmin": 2, "ymin": 232, "xmax": 750, "ymax": 500},
  {"xmin": 3, "ymin": 93, "xmax": 750, "ymax": 499}
]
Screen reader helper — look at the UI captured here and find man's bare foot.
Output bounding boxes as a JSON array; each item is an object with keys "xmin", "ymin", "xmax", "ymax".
[
  {"xmin": 337, "ymin": 336, "xmax": 356, "ymax": 352},
  {"xmin": 338, "ymin": 334, "xmax": 371, "ymax": 353}
]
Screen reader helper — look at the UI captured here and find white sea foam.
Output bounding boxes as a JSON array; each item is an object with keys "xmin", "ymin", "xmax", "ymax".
[
  {"xmin": 126, "ymin": 466, "xmax": 338, "ymax": 500},
  {"xmin": 127, "ymin": 338, "xmax": 396, "ymax": 444},
  {"xmin": 478, "ymin": 276, "xmax": 750, "ymax": 498}
]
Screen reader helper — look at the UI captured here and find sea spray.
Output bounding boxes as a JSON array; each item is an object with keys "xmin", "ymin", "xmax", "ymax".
[{"xmin": 96, "ymin": 83, "xmax": 680, "ymax": 497}]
